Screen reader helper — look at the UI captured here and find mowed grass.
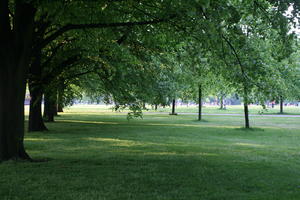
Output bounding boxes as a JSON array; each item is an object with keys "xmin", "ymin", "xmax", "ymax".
[
  {"xmin": 151, "ymin": 104, "xmax": 300, "ymax": 115},
  {"xmin": 46, "ymin": 104, "xmax": 300, "ymax": 115},
  {"xmin": 1, "ymin": 106, "xmax": 300, "ymax": 200}
]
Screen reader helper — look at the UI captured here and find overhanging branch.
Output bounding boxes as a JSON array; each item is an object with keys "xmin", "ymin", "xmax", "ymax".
[{"xmin": 39, "ymin": 16, "xmax": 174, "ymax": 49}]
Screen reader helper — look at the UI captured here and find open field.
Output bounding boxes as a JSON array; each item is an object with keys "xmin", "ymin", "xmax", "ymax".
[
  {"xmin": 2, "ymin": 106, "xmax": 300, "ymax": 200},
  {"xmin": 24, "ymin": 104, "xmax": 300, "ymax": 115},
  {"xmin": 151, "ymin": 104, "xmax": 300, "ymax": 115}
]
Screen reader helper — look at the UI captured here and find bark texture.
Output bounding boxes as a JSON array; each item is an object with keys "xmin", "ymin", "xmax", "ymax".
[
  {"xmin": 28, "ymin": 51, "xmax": 48, "ymax": 132},
  {"xmin": 0, "ymin": 2, "xmax": 36, "ymax": 161},
  {"xmin": 28, "ymin": 85, "xmax": 48, "ymax": 132}
]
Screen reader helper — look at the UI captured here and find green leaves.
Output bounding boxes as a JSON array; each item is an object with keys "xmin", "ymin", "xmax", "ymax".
[{"xmin": 26, "ymin": 0, "xmax": 300, "ymax": 113}]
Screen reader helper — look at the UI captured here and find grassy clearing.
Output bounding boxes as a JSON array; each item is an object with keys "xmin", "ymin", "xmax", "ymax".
[
  {"xmin": 2, "ymin": 106, "xmax": 300, "ymax": 200},
  {"xmin": 151, "ymin": 104, "xmax": 300, "ymax": 115},
  {"xmin": 24, "ymin": 104, "xmax": 300, "ymax": 116}
]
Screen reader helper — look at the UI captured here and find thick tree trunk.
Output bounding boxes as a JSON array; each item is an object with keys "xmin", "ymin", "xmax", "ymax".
[
  {"xmin": 280, "ymin": 96, "xmax": 284, "ymax": 114},
  {"xmin": 0, "ymin": 2, "xmax": 35, "ymax": 161},
  {"xmin": 198, "ymin": 85, "xmax": 202, "ymax": 121},
  {"xmin": 0, "ymin": 61, "xmax": 31, "ymax": 160},
  {"xmin": 154, "ymin": 104, "xmax": 158, "ymax": 111},
  {"xmin": 43, "ymin": 91, "xmax": 55, "ymax": 122},
  {"xmin": 28, "ymin": 50, "xmax": 48, "ymax": 132},
  {"xmin": 28, "ymin": 85, "xmax": 48, "ymax": 132}
]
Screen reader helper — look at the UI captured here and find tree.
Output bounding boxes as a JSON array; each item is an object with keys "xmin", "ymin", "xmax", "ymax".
[
  {"xmin": 193, "ymin": 1, "xmax": 290, "ymax": 128},
  {"xmin": 177, "ymin": 42, "xmax": 214, "ymax": 121},
  {"xmin": 1, "ymin": 0, "xmax": 296, "ymax": 160},
  {"xmin": 0, "ymin": 2, "xmax": 36, "ymax": 160},
  {"xmin": 0, "ymin": 0, "xmax": 178, "ymax": 161}
]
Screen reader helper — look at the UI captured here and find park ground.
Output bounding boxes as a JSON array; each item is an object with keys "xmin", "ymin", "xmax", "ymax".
[{"xmin": 1, "ymin": 105, "xmax": 300, "ymax": 200}]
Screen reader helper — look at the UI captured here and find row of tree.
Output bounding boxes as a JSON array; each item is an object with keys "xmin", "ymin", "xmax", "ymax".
[{"xmin": 1, "ymin": 0, "xmax": 300, "ymax": 161}]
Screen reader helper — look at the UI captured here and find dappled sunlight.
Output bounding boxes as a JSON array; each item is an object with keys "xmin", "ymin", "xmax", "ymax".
[
  {"xmin": 104, "ymin": 148, "xmax": 219, "ymax": 157},
  {"xmin": 86, "ymin": 137, "xmax": 139, "ymax": 147},
  {"xmin": 144, "ymin": 151, "xmax": 218, "ymax": 157},
  {"xmin": 25, "ymin": 138, "xmax": 63, "ymax": 142},
  {"xmin": 57, "ymin": 119, "xmax": 119, "ymax": 125},
  {"xmin": 85, "ymin": 137, "xmax": 159, "ymax": 147},
  {"xmin": 85, "ymin": 138, "xmax": 219, "ymax": 157},
  {"xmin": 61, "ymin": 112, "xmax": 126, "ymax": 116},
  {"xmin": 234, "ymin": 143, "xmax": 265, "ymax": 148}
]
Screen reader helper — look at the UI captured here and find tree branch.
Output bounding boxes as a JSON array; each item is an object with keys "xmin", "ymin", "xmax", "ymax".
[
  {"xmin": 39, "ymin": 16, "xmax": 174, "ymax": 49},
  {"xmin": 221, "ymin": 34, "xmax": 246, "ymax": 77},
  {"xmin": 43, "ymin": 42, "xmax": 66, "ymax": 67},
  {"xmin": 64, "ymin": 70, "xmax": 95, "ymax": 81},
  {"xmin": 43, "ymin": 55, "xmax": 81, "ymax": 85}
]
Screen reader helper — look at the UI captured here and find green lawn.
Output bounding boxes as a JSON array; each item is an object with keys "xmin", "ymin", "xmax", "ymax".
[
  {"xmin": 151, "ymin": 104, "xmax": 300, "ymax": 115},
  {"xmin": 58, "ymin": 104, "xmax": 300, "ymax": 115},
  {"xmin": 1, "ymin": 106, "xmax": 300, "ymax": 200}
]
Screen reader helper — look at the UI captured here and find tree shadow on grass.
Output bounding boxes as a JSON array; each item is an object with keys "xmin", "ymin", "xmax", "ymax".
[{"xmin": 2, "ymin": 149, "xmax": 299, "ymax": 200}]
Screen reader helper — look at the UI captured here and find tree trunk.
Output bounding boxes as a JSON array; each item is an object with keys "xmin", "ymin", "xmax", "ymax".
[
  {"xmin": 53, "ymin": 100, "xmax": 58, "ymax": 116},
  {"xmin": 244, "ymin": 102, "xmax": 250, "ymax": 129},
  {"xmin": 242, "ymin": 84, "xmax": 250, "ymax": 128},
  {"xmin": 28, "ymin": 49, "xmax": 48, "ymax": 132},
  {"xmin": 57, "ymin": 103, "xmax": 64, "ymax": 113},
  {"xmin": 280, "ymin": 96, "xmax": 284, "ymax": 114},
  {"xmin": 243, "ymin": 89, "xmax": 250, "ymax": 129},
  {"xmin": 28, "ymin": 85, "xmax": 48, "ymax": 132},
  {"xmin": 43, "ymin": 91, "xmax": 55, "ymax": 122},
  {"xmin": 0, "ymin": 2, "xmax": 36, "ymax": 161},
  {"xmin": 220, "ymin": 95, "xmax": 224, "ymax": 109},
  {"xmin": 57, "ymin": 89, "xmax": 64, "ymax": 113},
  {"xmin": 57, "ymin": 80, "xmax": 66, "ymax": 113},
  {"xmin": 154, "ymin": 104, "xmax": 158, "ymax": 111},
  {"xmin": 0, "ymin": 61, "xmax": 31, "ymax": 160},
  {"xmin": 170, "ymin": 99, "xmax": 176, "ymax": 115},
  {"xmin": 198, "ymin": 85, "xmax": 202, "ymax": 121}
]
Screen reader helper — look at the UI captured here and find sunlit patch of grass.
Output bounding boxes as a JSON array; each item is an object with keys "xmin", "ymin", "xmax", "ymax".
[
  {"xmin": 85, "ymin": 137, "xmax": 145, "ymax": 147},
  {"xmin": 58, "ymin": 119, "xmax": 119, "ymax": 125},
  {"xmin": 234, "ymin": 143, "xmax": 266, "ymax": 148},
  {"xmin": 25, "ymin": 138, "xmax": 63, "ymax": 142},
  {"xmin": 143, "ymin": 151, "xmax": 219, "ymax": 157}
]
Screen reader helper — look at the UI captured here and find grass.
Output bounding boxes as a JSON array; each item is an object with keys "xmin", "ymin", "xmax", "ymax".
[
  {"xmin": 1, "ymin": 106, "xmax": 300, "ymax": 200},
  {"xmin": 150, "ymin": 104, "xmax": 300, "ymax": 115},
  {"xmin": 36, "ymin": 104, "xmax": 300, "ymax": 115}
]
